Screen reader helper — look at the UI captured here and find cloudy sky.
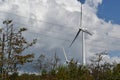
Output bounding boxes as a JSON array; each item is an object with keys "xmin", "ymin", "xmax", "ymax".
[{"xmin": 0, "ymin": 0, "xmax": 120, "ymax": 66}]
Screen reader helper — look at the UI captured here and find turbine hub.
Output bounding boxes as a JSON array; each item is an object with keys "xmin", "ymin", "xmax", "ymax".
[{"xmin": 81, "ymin": 27, "xmax": 87, "ymax": 31}]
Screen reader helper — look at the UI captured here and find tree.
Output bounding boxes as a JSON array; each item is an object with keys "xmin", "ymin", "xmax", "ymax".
[
  {"xmin": 34, "ymin": 53, "xmax": 60, "ymax": 75},
  {"xmin": 89, "ymin": 51, "xmax": 114, "ymax": 80},
  {"xmin": 0, "ymin": 20, "xmax": 36, "ymax": 79},
  {"xmin": 112, "ymin": 63, "xmax": 120, "ymax": 80}
]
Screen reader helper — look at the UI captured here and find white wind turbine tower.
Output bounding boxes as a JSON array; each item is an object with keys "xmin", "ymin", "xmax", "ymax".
[{"xmin": 69, "ymin": 0, "xmax": 92, "ymax": 66}]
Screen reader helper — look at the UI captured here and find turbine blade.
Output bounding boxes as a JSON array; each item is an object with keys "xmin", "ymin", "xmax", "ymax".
[
  {"xmin": 62, "ymin": 47, "xmax": 68, "ymax": 61},
  {"xmin": 85, "ymin": 30, "xmax": 92, "ymax": 35},
  {"xmin": 69, "ymin": 29, "xmax": 81, "ymax": 47}
]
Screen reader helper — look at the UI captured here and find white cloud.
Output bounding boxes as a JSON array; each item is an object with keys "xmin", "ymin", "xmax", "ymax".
[{"xmin": 0, "ymin": 0, "xmax": 119, "ymax": 65}]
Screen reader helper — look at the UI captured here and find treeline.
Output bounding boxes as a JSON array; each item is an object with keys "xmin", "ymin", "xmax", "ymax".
[
  {"xmin": 8, "ymin": 58, "xmax": 120, "ymax": 80},
  {"xmin": 3, "ymin": 51, "xmax": 120, "ymax": 80},
  {"xmin": 0, "ymin": 20, "xmax": 120, "ymax": 80}
]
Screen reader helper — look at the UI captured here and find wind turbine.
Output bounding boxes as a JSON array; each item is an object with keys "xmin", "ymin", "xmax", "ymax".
[
  {"xmin": 62, "ymin": 47, "xmax": 70, "ymax": 64},
  {"xmin": 70, "ymin": 0, "xmax": 92, "ymax": 66},
  {"xmin": 62, "ymin": 47, "xmax": 81, "ymax": 65}
]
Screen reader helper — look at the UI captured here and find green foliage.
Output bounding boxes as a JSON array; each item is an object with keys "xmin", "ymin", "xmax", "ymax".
[
  {"xmin": 2, "ymin": 57, "xmax": 120, "ymax": 80},
  {"xmin": 0, "ymin": 20, "xmax": 36, "ymax": 79},
  {"xmin": 28, "ymin": 53, "xmax": 119, "ymax": 80},
  {"xmin": 35, "ymin": 59, "xmax": 94, "ymax": 80},
  {"xmin": 112, "ymin": 64, "xmax": 120, "ymax": 80},
  {"xmin": 9, "ymin": 72, "xmax": 18, "ymax": 80}
]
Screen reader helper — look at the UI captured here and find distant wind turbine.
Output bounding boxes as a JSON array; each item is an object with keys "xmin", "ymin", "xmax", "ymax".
[
  {"xmin": 70, "ymin": 0, "xmax": 92, "ymax": 66},
  {"xmin": 62, "ymin": 47, "xmax": 70, "ymax": 64},
  {"xmin": 62, "ymin": 47, "xmax": 81, "ymax": 65}
]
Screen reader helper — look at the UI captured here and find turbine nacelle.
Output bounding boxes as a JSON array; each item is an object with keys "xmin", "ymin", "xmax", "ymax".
[
  {"xmin": 80, "ymin": 27, "xmax": 93, "ymax": 35},
  {"xmin": 80, "ymin": 27, "xmax": 87, "ymax": 30},
  {"xmin": 69, "ymin": 27, "xmax": 92, "ymax": 47}
]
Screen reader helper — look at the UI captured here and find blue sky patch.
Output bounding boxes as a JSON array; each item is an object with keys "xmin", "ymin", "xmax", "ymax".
[
  {"xmin": 97, "ymin": 0, "xmax": 120, "ymax": 24},
  {"xmin": 109, "ymin": 50, "xmax": 120, "ymax": 57},
  {"xmin": 77, "ymin": 0, "xmax": 85, "ymax": 4}
]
